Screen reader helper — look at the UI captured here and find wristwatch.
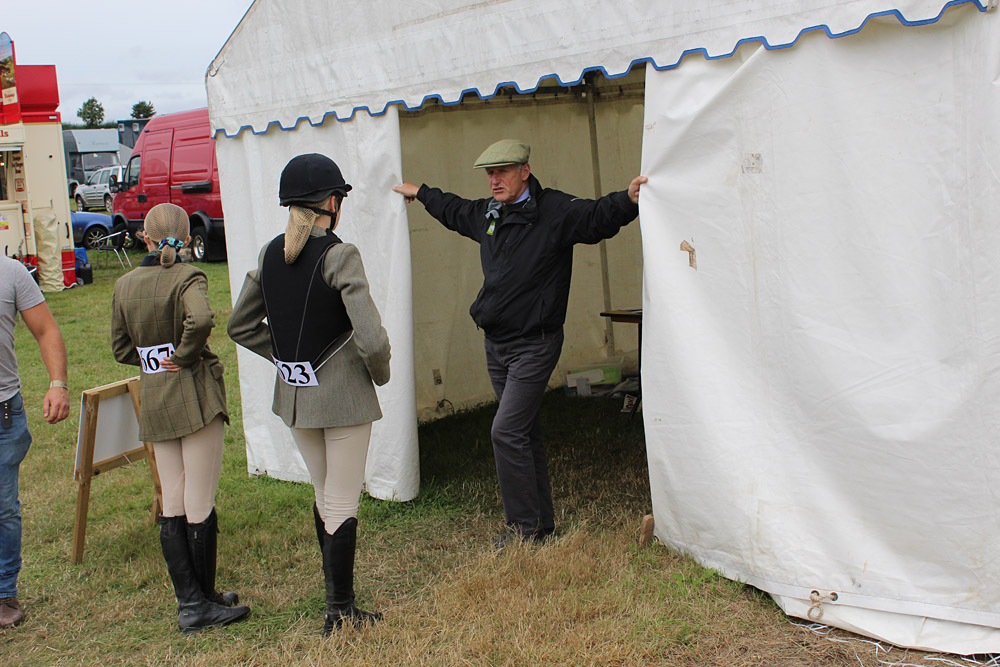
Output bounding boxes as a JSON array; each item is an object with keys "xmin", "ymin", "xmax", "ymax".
[{"xmin": 49, "ymin": 380, "xmax": 68, "ymax": 389}]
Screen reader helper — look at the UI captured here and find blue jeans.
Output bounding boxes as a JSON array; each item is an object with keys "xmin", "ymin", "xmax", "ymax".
[{"xmin": 0, "ymin": 392, "xmax": 32, "ymax": 598}]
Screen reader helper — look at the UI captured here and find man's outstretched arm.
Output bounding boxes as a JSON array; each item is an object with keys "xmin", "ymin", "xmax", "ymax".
[{"xmin": 393, "ymin": 181, "xmax": 486, "ymax": 242}]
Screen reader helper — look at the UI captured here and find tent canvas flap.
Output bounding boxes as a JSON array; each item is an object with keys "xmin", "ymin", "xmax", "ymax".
[
  {"xmin": 218, "ymin": 106, "xmax": 419, "ymax": 501},
  {"xmin": 639, "ymin": 5, "xmax": 1000, "ymax": 654}
]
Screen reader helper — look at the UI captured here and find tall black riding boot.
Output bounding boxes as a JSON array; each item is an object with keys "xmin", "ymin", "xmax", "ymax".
[
  {"xmin": 313, "ymin": 503, "xmax": 325, "ymax": 553},
  {"xmin": 160, "ymin": 515, "xmax": 250, "ymax": 632},
  {"xmin": 321, "ymin": 517, "xmax": 381, "ymax": 636},
  {"xmin": 187, "ymin": 508, "xmax": 240, "ymax": 607}
]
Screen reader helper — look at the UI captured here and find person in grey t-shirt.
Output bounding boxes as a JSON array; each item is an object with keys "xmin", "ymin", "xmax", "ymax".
[{"xmin": 0, "ymin": 256, "xmax": 70, "ymax": 629}]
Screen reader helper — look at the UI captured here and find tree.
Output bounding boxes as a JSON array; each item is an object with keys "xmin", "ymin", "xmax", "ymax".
[
  {"xmin": 131, "ymin": 101, "xmax": 155, "ymax": 119},
  {"xmin": 77, "ymin": 97, "xmax": 105, "ymax": 128}
]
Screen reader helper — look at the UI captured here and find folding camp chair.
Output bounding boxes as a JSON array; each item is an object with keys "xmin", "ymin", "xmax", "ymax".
[{"xmin": 93, "ymin": 231, "xmax": 132, "ymax": 270}]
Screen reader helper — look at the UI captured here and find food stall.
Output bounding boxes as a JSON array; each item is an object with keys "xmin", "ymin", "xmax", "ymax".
[{"xmin": 0, "ymin": 31, "xmax": 75, "ymax": 290}]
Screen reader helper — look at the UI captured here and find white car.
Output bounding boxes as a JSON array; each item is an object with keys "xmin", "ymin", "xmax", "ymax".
[{"xmin": 74, "ymin": 165, "xmax": 123, "ymax": 212}]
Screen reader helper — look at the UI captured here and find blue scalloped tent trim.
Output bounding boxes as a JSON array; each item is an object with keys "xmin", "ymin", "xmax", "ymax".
[{"xmin": 214, "ymin": 0, "xmax": 987, "ymax": 139}]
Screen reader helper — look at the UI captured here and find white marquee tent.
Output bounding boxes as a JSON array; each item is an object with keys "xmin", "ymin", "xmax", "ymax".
[{"xmin": 207, "ymin": 0, "xmax": 1000, "ymax": 654}]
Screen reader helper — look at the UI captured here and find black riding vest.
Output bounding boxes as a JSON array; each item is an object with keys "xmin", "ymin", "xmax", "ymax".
[{"xmin": 260, "ymin": 232, "xmax": 352, "ymax": 365}]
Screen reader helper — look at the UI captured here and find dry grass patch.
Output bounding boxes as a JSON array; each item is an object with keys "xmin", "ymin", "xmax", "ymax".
[{"xmin": 2, "ymin": 260, "xmax": 980, "ymax": 666}]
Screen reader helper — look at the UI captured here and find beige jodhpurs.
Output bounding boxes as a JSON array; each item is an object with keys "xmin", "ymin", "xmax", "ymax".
[
  {"xmin": 290, "ymin": 422, "xmax": 372, "ymax": 534},
  {"xmin": 152, "ymin": 416, "xmax": 225, "ymax": 523}
]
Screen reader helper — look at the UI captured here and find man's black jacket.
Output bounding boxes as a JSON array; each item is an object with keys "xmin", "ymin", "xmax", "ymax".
[{"xmin": 417, "ymin": 174, "xmax": 639, "ymax": 342}]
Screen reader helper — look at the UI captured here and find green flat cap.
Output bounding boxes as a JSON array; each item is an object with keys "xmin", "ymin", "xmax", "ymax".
[{"xmin": 473, "ymin": 139, "xmax": 530, "ymax": 168}]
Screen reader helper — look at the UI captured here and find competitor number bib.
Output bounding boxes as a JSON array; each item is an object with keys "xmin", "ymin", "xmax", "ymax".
[
  {"xmin": 272, "ymin": 357, "xmax": 319, "ymax": 387},
  {"xmin": 137, "ymin": 343, "xmax": 177, "ymax": 374}
]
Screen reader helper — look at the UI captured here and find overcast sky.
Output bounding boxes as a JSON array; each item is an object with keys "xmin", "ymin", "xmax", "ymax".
[{"xmin": 3, "ymin": 1, "xmax": 253, "ymax": 124}]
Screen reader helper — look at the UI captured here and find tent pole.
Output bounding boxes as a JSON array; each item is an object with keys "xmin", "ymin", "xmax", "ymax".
[{"xmin": 585, "ymin": 73, "xmax": 616, "ymax": 356}]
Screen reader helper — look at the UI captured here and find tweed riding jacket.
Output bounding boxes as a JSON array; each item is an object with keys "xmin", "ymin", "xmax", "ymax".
[
  {"xmin": 111, "ymin": 257, "xmax": 229, "ymax": 442},
  {"xmin": 228, "ymin": 226, "xmax": 390, "ymax": 429}
]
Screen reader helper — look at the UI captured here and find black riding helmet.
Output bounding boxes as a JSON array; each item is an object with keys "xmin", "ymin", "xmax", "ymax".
[{"xmin": 278, "ymin": 153, "xmax": 353, "ymax": 207}]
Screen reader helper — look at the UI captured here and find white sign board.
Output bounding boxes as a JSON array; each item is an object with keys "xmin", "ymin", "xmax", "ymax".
[{"xmin": 74, "ymin": 389, "xmax": 142, "ymax": 474}]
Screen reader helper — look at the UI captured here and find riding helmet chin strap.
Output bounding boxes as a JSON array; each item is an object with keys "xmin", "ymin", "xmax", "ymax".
[
  {"xmin": 304, "ymin": 195, "xmax": 341, "ymax": 221},
  {"xmin": 305, "ymin": 205, "xmax": 337, "ymax": 220}
]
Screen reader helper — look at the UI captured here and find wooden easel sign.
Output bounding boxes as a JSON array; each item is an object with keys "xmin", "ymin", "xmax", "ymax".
[{"xmin": 71, "ymin": 377, "xmax": 162, "ymax": 563}]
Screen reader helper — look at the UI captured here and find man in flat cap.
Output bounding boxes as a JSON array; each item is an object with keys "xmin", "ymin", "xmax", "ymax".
[{"xmin": 394, "ymin": 139, "xmax": 646, "ymax": 548}]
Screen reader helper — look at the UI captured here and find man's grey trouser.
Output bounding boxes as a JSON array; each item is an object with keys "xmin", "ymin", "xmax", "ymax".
[{"xmin": 484, "ymin": 329, "xmax": 563, "ymax": 537}]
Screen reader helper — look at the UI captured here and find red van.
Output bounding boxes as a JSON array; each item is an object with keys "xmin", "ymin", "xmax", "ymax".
[{"xmin": 111, "ymin": 108, "xmax": 225, "ymax": 261}]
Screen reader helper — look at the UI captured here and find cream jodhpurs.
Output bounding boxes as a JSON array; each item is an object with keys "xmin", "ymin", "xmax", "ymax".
[
  {"xmin": 290, "ymin": 422, "xmax": 372, "ymax": 534},
  {"xmin": 152, "ymin": 416, "xmax": 225, "ymax": 523}
]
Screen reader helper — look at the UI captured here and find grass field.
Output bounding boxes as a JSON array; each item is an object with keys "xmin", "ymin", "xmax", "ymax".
[{"xmin": 3, "ymin": 254, "xmax": 955, "ymax": 666}]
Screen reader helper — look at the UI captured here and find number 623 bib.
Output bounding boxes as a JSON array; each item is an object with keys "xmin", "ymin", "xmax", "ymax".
[{"xmin": 272, "ymin": 357, "xmax": 319, "ymax": 387}]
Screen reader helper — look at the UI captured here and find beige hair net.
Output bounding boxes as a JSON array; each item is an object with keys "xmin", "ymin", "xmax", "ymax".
[
  {"xmin": 284, "ymin": 205, "xmax": 320, "ymax": 264},
  {"xmin": 143, "ymin": 203, "xmax": 190, "ymax": 268}
]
